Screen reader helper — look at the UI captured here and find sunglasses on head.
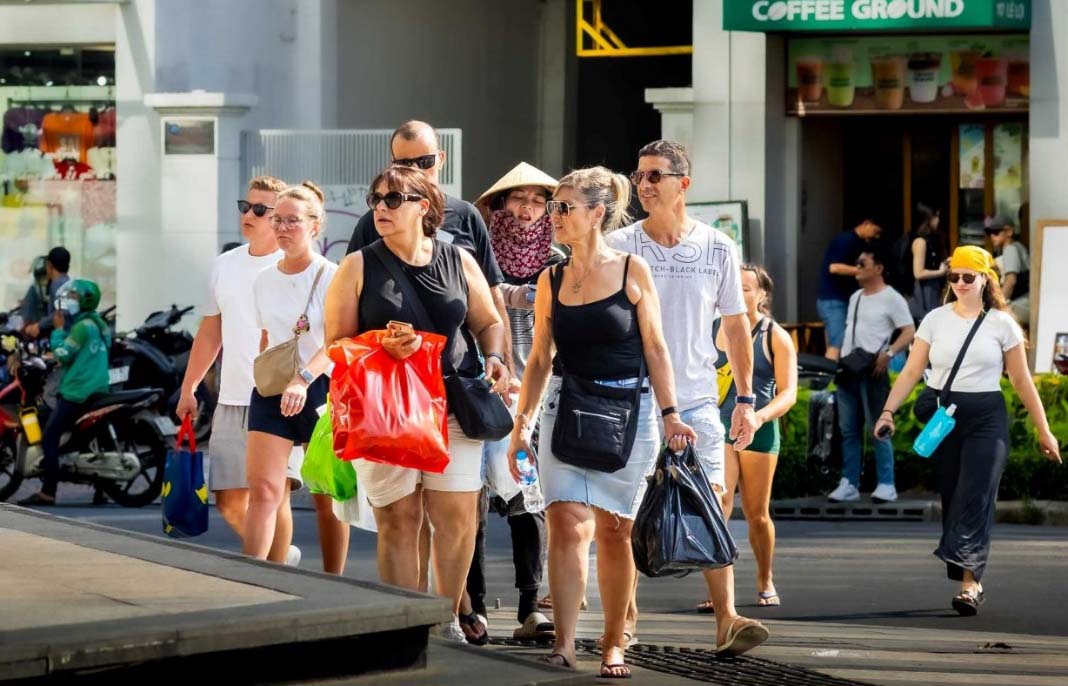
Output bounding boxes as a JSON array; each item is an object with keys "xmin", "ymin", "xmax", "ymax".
[
  {"xmin": 629, "ymin": 169, "xmax": 684, "ymax": 185},
  {"xmin": 947, "ymin": 272, "xmax": 979, "ymax": 284},
  {"xmin": 391, "ymin": 153, "xmax": 438, "ymax": 170},
  {"xmin": 237, "ymin": 200, "xmax": 274, "ymax": 217},
  {"xmin": 367, "ymin": 191, "xmax": 425, "ymax": 210},
  {"xmin": 546, "ymin": 200, "xmax": 582, "ymax": 216}
]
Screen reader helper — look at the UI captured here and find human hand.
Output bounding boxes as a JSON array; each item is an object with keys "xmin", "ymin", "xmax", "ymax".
[
  {"xmin": 176, "ymin": 390, "xmax": 198, "ymax": 422},
  {"xmin": 1039, "ymin": 430, "xmax": 1062, "ymax": 464},
  {"xmin": 730, "ymin": 404, "xmax": 759, "ymax": 451},
  {"xmin": 24, "ymin": 323, "xmax": 40, "ymax": 339},
  {"xmin": 508, "ymin": 433, "xmax": 535, "ymax": 483},
  {"xmin": 873, "ymin": 351, "xmax": 892, "ymax": 377},
  {"xmin": 664, "ymin": 414, "xmax": 699, "ymax": 453},
  {"xmin": 280, "ymin": 377, "xmax": 308, "ymax": 417},
  {"xmin": 52, "ymin": 311, "xmax": 65, "ymax": 331},
  {"xmin": 382, "ymin": 330, "xmax": 422, "ymax": 360},
  {"xmin": 485, "ymin": 355, "xmax": 511, "ymax": 395},
  {"xmin": 874, "ymin": 413, "xmax": 895, "ymax": 439}
]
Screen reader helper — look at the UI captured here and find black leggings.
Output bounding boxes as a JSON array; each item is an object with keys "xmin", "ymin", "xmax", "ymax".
[
  {"xmin": 932, "ymin": 390, "xmax": 1009, "ymax": 583},
  {"xmin": 41, "ymin": 396, "xmax": 86, "ymax": 497}
]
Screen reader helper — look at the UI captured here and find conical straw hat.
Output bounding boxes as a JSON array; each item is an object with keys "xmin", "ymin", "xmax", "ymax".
[{"xmin": 474, "ymin": 162, "xmax": 558, "ymax": 214}]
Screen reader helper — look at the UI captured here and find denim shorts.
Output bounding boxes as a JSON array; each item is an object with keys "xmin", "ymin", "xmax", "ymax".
[
  {"xmin": 659, "ymin": 401, "xmax": 726, "ymax": 490},
  {"xmin": 537, "ymin": 376, "xmax": 659, "ymax": 520},
  {"xmin": 816, "ymin": 298, "xmax": 849, "ymax": 349}
]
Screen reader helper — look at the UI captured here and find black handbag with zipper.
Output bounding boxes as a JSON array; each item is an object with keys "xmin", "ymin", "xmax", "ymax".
[
  {"xmin": 547, "ymin": 261, "xmax": 647, "ymax": 473},
  {"xmin": 369, "ymin": 241, "xmax": 513, "ymax": 441}
]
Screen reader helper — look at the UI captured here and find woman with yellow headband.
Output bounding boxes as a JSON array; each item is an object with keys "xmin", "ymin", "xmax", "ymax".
[{"xmin": 875, "ymin": 246, "xmax": 1061, "ymax": 617}]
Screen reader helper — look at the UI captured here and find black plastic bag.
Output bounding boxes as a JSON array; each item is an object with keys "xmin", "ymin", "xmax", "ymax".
[{"xmin": 631, "ymin": 444, "xmax": 738, "ymax": 578}]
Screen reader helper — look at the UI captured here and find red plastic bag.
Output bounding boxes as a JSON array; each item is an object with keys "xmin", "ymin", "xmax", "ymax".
[{"xmin": 328, "ymin": 330, "xmax": 450, "ymax": 473}]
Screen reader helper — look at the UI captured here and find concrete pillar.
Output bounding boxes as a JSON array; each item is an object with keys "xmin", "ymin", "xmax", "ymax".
[{"xmin": 644, "ymin": 88, "xmax": 695, "ymax": 150}]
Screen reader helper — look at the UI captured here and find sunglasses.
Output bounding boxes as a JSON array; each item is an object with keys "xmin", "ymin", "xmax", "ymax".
[
  {"xmin": 391, "ymin": 153, "xmax": 438, "ymax": 170},
  {"xmin": 237, "ymin": 200, "xmax": 274, "ymax": 217},
  {"xmin": 367, "ymin": 191, "xmax": 425, "ymax": 210},
  {"xmin": 947, "ymin": 272, "xmax": 979, "ymax": 284},
  {"xmin": 629, "ymin": 169, "xmax": 684, "ymax": 185},
  {"xmin": 270, "ymin": 215, "xmax": 308, "ymax": 230},
  {"xmin": 546, "ymin": 200, "xmax": 582, "ymax": 216}
]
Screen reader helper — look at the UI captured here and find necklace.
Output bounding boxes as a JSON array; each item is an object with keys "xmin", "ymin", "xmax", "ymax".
[{"xmin": 569, "ymin": 253, "xmax": 609, "ymax": 295}]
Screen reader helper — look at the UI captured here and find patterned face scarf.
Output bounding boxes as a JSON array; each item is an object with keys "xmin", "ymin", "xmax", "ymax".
[{"xmin": 489, "ymin": 208, "xmax": 554, "ymax": 279}]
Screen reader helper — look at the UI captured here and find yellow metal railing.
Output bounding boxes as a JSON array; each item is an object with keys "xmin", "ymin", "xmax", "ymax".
[{"xmin": 575, "ymin": 0, "xmax": 693, "ymax": 58}]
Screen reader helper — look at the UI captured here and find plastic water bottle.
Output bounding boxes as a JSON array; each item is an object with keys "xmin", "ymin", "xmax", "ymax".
[
  {"xmin": 515, "ymin": 450, "xmax": 545, "ymax": 512},
  {"xmin": 913, "ymin": 403, "xmax": 958, "ymax": 458}
]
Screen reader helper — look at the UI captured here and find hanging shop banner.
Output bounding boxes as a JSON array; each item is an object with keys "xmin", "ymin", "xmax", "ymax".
[
  {"xmin": 787, "ymin": 33, "xmax": 1028, "ymax": 115},
  {"xmin": 726, "ymin": 1, "xmax": 1030, "ymax": 32}
]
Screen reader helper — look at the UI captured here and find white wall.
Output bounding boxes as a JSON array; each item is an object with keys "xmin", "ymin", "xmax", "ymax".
[{"xmin": 0, "ymin": 3, "xmax": 115, "ymax": 44}]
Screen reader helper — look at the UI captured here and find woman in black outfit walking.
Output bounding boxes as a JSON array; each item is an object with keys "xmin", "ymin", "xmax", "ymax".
[
  {"xmin": 875, "ymin": 246, "xmax": 1061, "ymax": 615},
  {"xmin": 325, "ymin": 166, "xmax": 510, "ymax": 642}
]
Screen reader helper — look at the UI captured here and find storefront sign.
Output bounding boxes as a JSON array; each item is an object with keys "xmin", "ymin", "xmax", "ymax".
[
  {"xmin": 725, "ymin": 1, "xmax": 1030, "ymax": 32},
  {"xmin": 787, "ymin": 33, "xmax": 1028, "ymax": 115}
]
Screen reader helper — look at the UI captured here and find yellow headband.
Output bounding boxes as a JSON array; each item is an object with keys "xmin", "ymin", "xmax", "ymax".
[{"xmin": 949, "ymin": 245, "xmax": 999, "ymax": 286}]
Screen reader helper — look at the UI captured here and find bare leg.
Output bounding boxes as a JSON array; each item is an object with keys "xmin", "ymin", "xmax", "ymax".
[
  {"xmin": 594, "ymin": 508, "xmax": 635, "ymax": 672},
  {"xmin": 701, "ymin": 445, "xmax": 740, "ymax": 607},
  {"xmin": 214, "ymin": 488, "xmax": 249, "ymax": 540},
  {"xmin": 418, "ymin": 511, "xmax": 432, "ymax": 592},
  {"xmin": 738, "ymin": 450, "xmax": 779, "ymax": 600},
  {"xmin": 424, "ymin": 489, "xmax": 480, "ymax": 614},
  {"xmin": 372, "ymin": 490, "xmax": 424, "ymax": 590},
  {"xmin": 242, "ymin": 432, "xmax": 294, "ymax": 560},
  {"xmin": 312, "ymin": 493, "xmax": 350, "ymax": 574},
  {"xmin": 545, "ymin": 502, "xmax": 596, "ymax": 667},
  {"xmin": 267, "ymin": 480, "xmax": 293, "ymax": 563}
]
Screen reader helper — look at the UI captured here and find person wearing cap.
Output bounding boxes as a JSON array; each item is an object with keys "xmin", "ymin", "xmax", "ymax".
[
  {"xmin": 23, "ymin": 246, "xmax": 72, "ymax": 339},
  {"xmin": 876, "ymin": 246, "xmax": 1061, "ymax": 616},
  {"xmin": 18, "ymin": 256, "xmax": 50, "ymax": 327},
  {"xmin": 985, "ymin": 216, "xmax": 1031, "ymax": 324},
  {"xmin": 455, "ymin": 163, "xmax": 562, "ymax": 644}
]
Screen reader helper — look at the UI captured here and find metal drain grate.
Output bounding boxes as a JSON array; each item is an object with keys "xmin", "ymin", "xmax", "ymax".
[{"xmin": 491, "ymin": 638, "xmax": 873, "ymax": 685}]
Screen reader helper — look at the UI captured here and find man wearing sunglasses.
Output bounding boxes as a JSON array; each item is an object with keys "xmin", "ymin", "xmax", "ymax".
[
  {"xmin": 345, "ymin": 120, "xmax": 511, "ymax": 370},
  {"xmin": 176, "ymin": 175, "xmax": 304, "ymax": 565},
  {"xmin": 606, "ymin": 139, "xmax": 768, "ymax": 656},
  {"xmin": 827, "ymin": 249, "xmax": 914, "ymax": 505}
]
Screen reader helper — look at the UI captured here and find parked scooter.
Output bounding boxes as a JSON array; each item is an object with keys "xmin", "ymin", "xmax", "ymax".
[{"xmin": 0, "ymin": 335, "xmax": 174, "ymax": 506}]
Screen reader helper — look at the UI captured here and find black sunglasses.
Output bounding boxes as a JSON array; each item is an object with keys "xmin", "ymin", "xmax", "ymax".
[
  {"xmin": 391, "ymin": 153, "xmax": 438, "ymax": 170},
  {"xmin": 237, "ymin": 200, "xmax": 274, "ymax": 217},
  {"xmin": 629, "ymin": 169, "xmax": 684, "ymax": 185},
  {"xmin": 546, "ymin": 200, "xmax": 581, "ymax": 216},
  {"xmin": 367, "ymin": 191, "xmax": 425, "ymax": 210},
  {"xmin": 947, "ymin": 272, "xmax": 978, "ymax": 284}
]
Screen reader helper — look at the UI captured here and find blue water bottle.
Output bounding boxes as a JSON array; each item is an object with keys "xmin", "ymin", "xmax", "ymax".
[
  {"xmin": 516, "ymin": 450, "xmax": 537, "ymax": 485},
  {"xmin": 515, "ymin": 450, "xmax": 545, "ymax": 512},
  {"xmin": 913, "ymin": 404, "xmax": 957, "ymax": 458}
]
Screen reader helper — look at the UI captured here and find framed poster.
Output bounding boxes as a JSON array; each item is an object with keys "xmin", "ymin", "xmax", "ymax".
[
  {"xmin": 1030, "ymin": 219, "xmax": 1068, "ymax": 371},
  {"xmin": 689, "ymin": 200, "xmax": 748, "ymax": 258},
  {"xmin": 162, "ymin": 117, "xmax": 216, "ymax": 155}
]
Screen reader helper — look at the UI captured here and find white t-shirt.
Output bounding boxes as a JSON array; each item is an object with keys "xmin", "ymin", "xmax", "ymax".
[
  {"xmin": 840, "ymin": 285, "xmax": 914, "ymax": 357},
  {"xmin": 996, "ymin": 241, "xmax": 1030, "ymax": 276},
  {"xmin": 253, "ymin": 255, "xmax": 338, "ymax": 370},
  {"xmin": 607, "ymin": 219, "xmax": 746, "ymax": 410},
  {"xmin": 915, "ymin": 305, "xmax": 1024, "ymax": 392},
  {"xmin": 203, "ymin": 245, "xmax": 284, "ymax": 405}
]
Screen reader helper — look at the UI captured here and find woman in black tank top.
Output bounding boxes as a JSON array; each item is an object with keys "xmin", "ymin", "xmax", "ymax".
[
  {"xmin": 324, "ymin": 167, "xmax": 511, "ymax": 639},
  {"xmin": 505, "ymin": 166, "xmax": 696, "ymax": 678}
]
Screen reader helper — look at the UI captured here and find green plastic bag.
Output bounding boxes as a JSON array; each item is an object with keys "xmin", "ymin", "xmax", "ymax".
[{"xmin": 302, "ymin": 401, "xmax": 357, "ymax": 501}]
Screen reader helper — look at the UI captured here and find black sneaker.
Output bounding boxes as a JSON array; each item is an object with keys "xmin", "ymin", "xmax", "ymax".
[{"xmin": 17, "ymin": 492, "xmax": 56, "ymax": 506}]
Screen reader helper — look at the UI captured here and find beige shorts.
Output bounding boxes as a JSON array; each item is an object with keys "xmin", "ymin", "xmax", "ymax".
[
  {"xmin": 354, "ymin": 415, "xmax": 483, "ymax": 508},
  {"xmin": 208, "ymin": 404, "xmax": 303, "ymax": 492}
]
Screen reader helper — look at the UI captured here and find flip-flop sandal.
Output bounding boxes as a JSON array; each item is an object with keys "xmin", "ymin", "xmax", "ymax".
[
  {"xmin": 757, "ymin": 591, "xmax": 781, "ymax": 607},
  {"xmin": 595, "ymin": 631, "xmax": 637, "ymax": 649},
  {"xmin": 458, "ymin": 611, "xmax": 489, "ymax": 646},
  {"xmin": 537, "ymin": 595, "xmax": 587, "ymax": 611},
  {"xmin": 715, "ymin": 617, "xmax": 770, "ymax": 657},
  {"xmin": 952, "ymin": 589, "xmax": 985, "ymax": 616},
  {"xmin": 695, "ymin": 599, "xmax": 716, "ymax": 614},
  {"xmin": 600, "ymin": 662, "xmax": 632, "ymax": 679},
  {"xmin": 540, "ymin": 652, "xmax": 574, "ymax": 669},
  {"xmin": 513, "ymin": 611, "xmax": 555, "ymax": 640}
]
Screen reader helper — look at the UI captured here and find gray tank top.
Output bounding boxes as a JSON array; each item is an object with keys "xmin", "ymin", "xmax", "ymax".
[{"xmin": 713, "ymin": 317, "xmax": 777, "ymax": 419}]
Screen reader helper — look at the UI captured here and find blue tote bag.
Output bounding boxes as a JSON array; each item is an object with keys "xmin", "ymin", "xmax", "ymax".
[{"xmin": 161, "ymin": 414, "xmax": 209, "ymax": 537}]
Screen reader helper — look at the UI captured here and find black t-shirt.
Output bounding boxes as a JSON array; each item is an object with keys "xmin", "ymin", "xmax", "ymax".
[
  {"xmin": 346, "ymin": 194, "xmax": 505, "ymax": 287},
  {"xmin": 818, "ymin": 231, "xmax": 866, "ymax": 301}
]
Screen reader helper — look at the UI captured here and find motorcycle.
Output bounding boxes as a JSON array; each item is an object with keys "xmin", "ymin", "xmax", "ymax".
[
  {"xmin": 107, "ymin": 305, "xmax": 217, "ymax": 442},
  {"xmin": 0, "ymin": 335, "xmax": 174, "ymax": 506}
]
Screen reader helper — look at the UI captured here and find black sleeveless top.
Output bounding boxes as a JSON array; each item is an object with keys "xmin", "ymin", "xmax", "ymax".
[
  {"xmin": 551, "ymin": 255, "xmax": 643, "ymax": 380},
  {"xmin": 359, "ymin": 239, "xmax": 480, "ymax": 377}
]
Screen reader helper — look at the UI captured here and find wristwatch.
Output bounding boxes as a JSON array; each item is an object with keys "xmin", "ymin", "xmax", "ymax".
[
  {"xmin": 299, "ymin": 368, "xmax": 315, "ymax": 385},
  {"xmin": 736, "ymin": 395, "xmax": 756, "ymax": 406}
]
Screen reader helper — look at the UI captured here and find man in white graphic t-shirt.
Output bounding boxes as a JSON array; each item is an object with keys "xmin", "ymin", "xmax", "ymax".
[
  {"xmin": 177, "ymin": 176, "xmax": 303, "ymax": 565},
  {"xmin": 607, "ymin": 139, "xmax": 768, "ymax": 656}
]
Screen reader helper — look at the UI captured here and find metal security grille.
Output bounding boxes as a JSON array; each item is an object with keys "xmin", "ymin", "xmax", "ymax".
[
  {"xmin": 490, "ymin": 638, "xmax": 873, "ymax": 685},
  {"xmin": 241, "ymin": 129, "xmax": 463, "ymax": 198}
]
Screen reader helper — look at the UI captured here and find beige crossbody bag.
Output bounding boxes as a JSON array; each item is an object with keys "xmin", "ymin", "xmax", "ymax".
[{"xmin": 253, "ymin": 264, "xmax": 326, "ymax": 397}]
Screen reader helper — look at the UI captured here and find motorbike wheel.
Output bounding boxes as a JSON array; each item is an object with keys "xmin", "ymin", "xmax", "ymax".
[
  {"xmin": 102, "ymin": 424, "xmax": 166, "ymax": 508},
  {"xmin": 0, "ymin": 433, "xmax": 23, "ymax": 502}
]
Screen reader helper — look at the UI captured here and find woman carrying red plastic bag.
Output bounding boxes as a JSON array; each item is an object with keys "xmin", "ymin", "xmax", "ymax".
[{"xmin": 324, "ymin": 165, "xmax": 510, "ymax": 644}]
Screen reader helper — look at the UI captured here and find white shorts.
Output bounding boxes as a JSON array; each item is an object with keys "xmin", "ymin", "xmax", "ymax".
[
  {"xmin": 353, "ymin": 415, "xmax": 483, "ymax": 508},
  {"xmin": 208, "ymin": 404, "xmax": 304, "ymax": 492},
  {"xmin": 658, "ymin": 401, "xmax": 726, "ymax": 491}
]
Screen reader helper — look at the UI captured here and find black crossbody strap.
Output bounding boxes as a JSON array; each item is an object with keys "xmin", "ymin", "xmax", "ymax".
[
  {"xmin": 940, "ymin": 310, "xmax": 987, "ymax": 405},
  {"xmin": 368, "ymin": 240, "xmax": 457, "ymax": 375},
  {"xmin": 850, "ymin": 294, "xmax": 861, "ymax": 348}
]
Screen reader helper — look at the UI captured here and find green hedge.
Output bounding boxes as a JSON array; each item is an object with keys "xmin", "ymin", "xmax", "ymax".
[{"xmin": 775, "ymin": 374, "xmax": 1068, "ymax": 501}]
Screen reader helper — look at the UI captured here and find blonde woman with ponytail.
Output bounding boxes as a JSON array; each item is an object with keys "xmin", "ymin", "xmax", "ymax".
[
  {"xmin": 244, "ymin": 181, "xmax": 341, "ymax": 565},
  {"xmin": 507, "ymin": 167, "xmax": 696, "ymax": 678}
]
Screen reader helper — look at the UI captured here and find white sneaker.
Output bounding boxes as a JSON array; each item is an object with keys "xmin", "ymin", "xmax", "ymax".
[
  {"xmin": 285, "ymin": 545, "xmax": 302, "ymax": 567},
  {"xmin": 432, "ymin": 617, "xmax": 469, "ymax": 644},
  {"xmin": 827, "ymin": 478, "xmax": 860, "ymax": 503},
  {"xmin": 871, "ymin": 483, "xmax": 898, "ymax": 503}
]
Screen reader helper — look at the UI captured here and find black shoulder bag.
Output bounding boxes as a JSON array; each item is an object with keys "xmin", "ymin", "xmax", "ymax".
[
  {"xmin": 913, "ymin": 311, "xmax": 987, "ymax": 423},
  {"xmin": 548, "ymin": 258, "xmax": 647, "ymax": 473},
  {"xmin": 369, "ymin": 241, "xmax": 513, "ymax": 441},
  {"xmin": 837, "ymin": 295, "xmax": 880, "ymax": 380}
]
